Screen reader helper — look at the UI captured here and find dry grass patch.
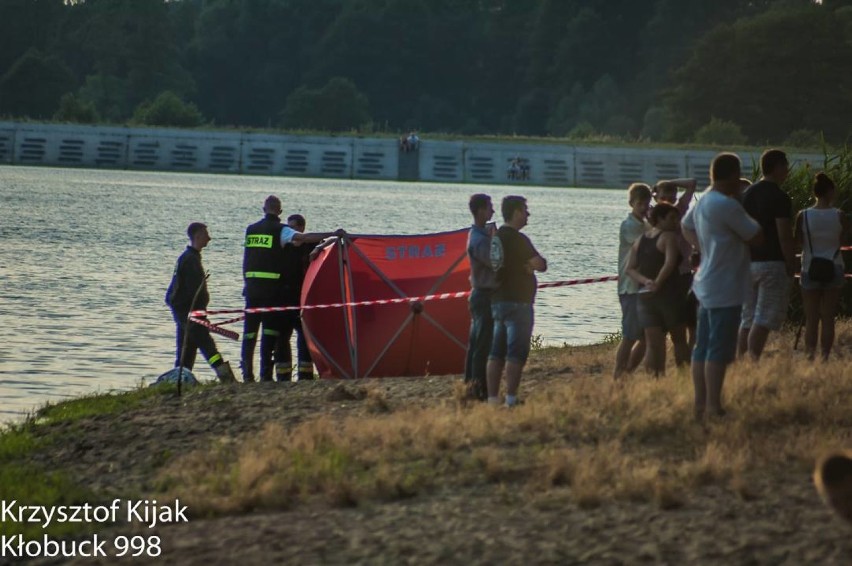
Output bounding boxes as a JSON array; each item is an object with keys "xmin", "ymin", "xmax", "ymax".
[{"xmin": 160, "ymin": 323, "xmax": 852, "ymax": 516}]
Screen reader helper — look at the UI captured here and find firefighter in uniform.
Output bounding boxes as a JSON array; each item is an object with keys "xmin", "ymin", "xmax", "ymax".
[
  {"xmin": 277, "ymin": 214, "xmax": 317, "ymax": 381},
  {"xmin": 241, "ymin": 195, "xmax": 344, "ymax": 382}
]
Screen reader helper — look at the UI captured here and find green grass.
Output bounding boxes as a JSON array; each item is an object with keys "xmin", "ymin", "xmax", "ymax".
[
  {"xmin": 0, "ymin": 423, "xmax": 96, "ymax": 539},
  {"xmin": 0, "ymin": 382, "xmax": 193, "ymax": 539},
  {"xmin": 32, "ymin": 382, "xmax": 180, "ymax": 426},
  {"xmin": 0, "ymin": 425, "xmax": 43, "ymax": 460},
  {"xmin": 0, "ymin": 464, "xmax": 97, "ymax": 539}
]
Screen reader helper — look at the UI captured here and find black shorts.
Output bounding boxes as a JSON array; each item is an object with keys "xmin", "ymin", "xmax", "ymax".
[{"xmin": 637, "ymin": 292, "xmax": 683, "ymax": 331}]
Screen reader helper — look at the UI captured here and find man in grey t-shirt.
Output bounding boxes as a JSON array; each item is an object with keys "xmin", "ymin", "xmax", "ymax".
[{"xmin": 682, "ymin": 153, "xmax": 763, "ymax": 420}]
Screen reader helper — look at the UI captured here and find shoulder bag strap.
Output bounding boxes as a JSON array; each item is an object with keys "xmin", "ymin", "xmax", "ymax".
[{"xmin": 804, "ymin": 209, "xmax": 815, "ymax": 257}]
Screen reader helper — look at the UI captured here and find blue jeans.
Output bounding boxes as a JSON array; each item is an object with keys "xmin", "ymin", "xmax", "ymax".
[
  {"xmin": 489, "ymin": 302, "xmax": 534, "ymax": 364},
  {"xmin": 464, "ymin": 288, "xmax": 493, "ymax": 399},
  {"xmin": 692, "ymin": 305, "xmax": 741, "ymax": 364}
]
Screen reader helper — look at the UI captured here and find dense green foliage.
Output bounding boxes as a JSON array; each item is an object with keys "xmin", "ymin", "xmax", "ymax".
[
  {"xmin": 280, "ymin": 77, "xmax": 371, "ymax": 131},
  {"xmin": 131, "ymin": 90, "xmax": 204, "ymax": 127},
  {"xmin": 1, "ymin": 0, "xmax": 849, "ymax": 143}
]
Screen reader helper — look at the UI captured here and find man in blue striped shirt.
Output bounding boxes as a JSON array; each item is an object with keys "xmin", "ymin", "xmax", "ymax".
[{"xmin": 464, "ymin": 194, "xmax": 497, "ymax": 400}]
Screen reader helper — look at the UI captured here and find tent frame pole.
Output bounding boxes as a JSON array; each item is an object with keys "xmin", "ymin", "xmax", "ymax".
[{"xmin": 338, "ymin": 237, "xmax": 359, "ymax": 378}]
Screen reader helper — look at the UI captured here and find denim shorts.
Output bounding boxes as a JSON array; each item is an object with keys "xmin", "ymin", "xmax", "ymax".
[
  {"xmin": 619, "ymin": 294, "xmax": 642, "ymax": 342},
  {"xmin": 692, "ymin": 305, "xmax": 741, "ymax": 364},
  {"xmin": 800, "ymin": 263, "xmax": 846, "ymax": 291},
  {"xmin": 489, "ymin": 302, "xmax": 534, "ymax": 364}
]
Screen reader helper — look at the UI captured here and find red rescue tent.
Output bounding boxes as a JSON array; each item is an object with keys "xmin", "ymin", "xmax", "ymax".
[{"xmin": 301, "ymin": 229, "xmax": 471, "ymax": 378}]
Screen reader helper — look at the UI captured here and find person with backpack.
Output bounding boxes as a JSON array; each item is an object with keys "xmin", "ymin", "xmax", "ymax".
[{"xmin": 464, "ymin": 193, "xmax": 497, "ymax": 401}]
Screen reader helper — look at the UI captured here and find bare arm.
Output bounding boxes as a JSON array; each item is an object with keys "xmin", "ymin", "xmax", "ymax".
[
  {"xmin": 663, "ymin": 178, "xmax": 698, "ymax": 189},
  {"xmin": 776, "ymin": 217, "xmax": 796, "ymax": 276},
  {"xmin": 673, "ymin": 178, "xmax": 698, "ymax": 207},
  {"xmin": 528, "ymin": 254, "xmax": 547, "ymax": 273},
  {"xmin": 292, "ymin": 228, "xmax": 346, "ymax": 245}
]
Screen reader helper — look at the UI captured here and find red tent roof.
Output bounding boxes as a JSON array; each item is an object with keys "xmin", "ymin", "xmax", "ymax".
[{"xmin": 301, "ymin": 229, "xmax": 470, "ymax": 378}]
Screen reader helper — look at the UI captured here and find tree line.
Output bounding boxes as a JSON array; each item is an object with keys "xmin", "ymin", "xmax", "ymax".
[{"xmin": 2, "ymin": 0, "xmax": 851, "ymax": 146}]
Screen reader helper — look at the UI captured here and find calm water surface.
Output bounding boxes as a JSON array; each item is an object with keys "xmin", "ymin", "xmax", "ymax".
[{"xmin": 0, "ymin": 166, "xmax": 625, "ymax": 422}]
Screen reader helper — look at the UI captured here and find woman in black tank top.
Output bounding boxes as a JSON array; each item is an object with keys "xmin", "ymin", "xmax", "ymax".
[{"xmin": 626, "ymin": 203, "xmax": 689, "ymax": 376}]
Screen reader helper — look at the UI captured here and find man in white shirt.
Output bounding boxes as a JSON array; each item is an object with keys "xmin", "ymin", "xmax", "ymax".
[
  {"xmin": 613, "ymin": 183, "xmax": 651, "ymax": 378},
  {"xmin": 681, "ymin": 153, "xmax": 764, "ymax": 419}
]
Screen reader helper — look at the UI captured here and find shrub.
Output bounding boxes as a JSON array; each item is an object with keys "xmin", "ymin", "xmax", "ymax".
[
  {"xmin": 784, "ymin": 129, "xmax": 823, "ymax": 150},
  {"xmin": 567, "ymin": 121, "xmax": 596, "ymax": 139},
  {"xmin": 280, "ymin": 77, "xmax": 371, "ymax": 132},
  {"xmin": 53, "ymin": 93, "xmax": 99, "ymax": 124},
  {"xmin": 693, "ymin": 117, "xmax": 747, "ymax": 145},
  {"xmin": 132, "ymin": 91, "xmax": 204, "ymax": 128},
  {"xmin": 640, "ymin": 106, "xmax": 668, "ymax": 141}
]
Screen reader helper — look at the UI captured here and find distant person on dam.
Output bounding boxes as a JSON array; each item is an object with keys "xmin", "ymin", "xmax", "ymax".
[
  {"xmin": 241, "ymin": 195, "xmax": 345, "ymax": 382},
  {"xmin": 682, "ymin": 153, "xmax": 764, "ymax": 419},
  {"xmin": 465, "ymin": 193, "xmax": 497, "ymax": 401},
  {"xmin": 613, "ymin": 183, "xmax": 651, "ymax": 379},
  {"xmin": 738, "ymin": 149, "xmax": 795, "ymax": 361},
  {"xmin": 486, "ymin": 195, "xmax": 547, "ymax": 407},
  {"xmin": 274, "ymin": 213, "xmax": 317, "ymax": 382},
  {"xmin": 165, "ymin": 222, "xmax": 236, "ymax": 383}
]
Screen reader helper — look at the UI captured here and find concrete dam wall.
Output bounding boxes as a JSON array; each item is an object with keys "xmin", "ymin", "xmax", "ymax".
[{"xmin": 0, "ymin": 121, "xmax": 823, "ymax": 189}]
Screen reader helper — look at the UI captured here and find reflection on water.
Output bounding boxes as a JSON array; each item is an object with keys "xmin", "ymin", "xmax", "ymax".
[{"xmin": 0, "ymin": 166, "xmax": 625, "ymax": 422}]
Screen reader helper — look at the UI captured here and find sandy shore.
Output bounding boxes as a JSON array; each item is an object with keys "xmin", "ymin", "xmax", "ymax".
[{"xmin": 10, "ymin": 337, "xmax": 852, "ymax": 565}]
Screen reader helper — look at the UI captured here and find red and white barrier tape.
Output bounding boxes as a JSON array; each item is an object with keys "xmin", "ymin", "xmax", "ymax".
[
  {"xmin": 190, "ymin": 274, "xmax": 621, "ymax": 319},
  {"xmin": 189, "ymin": 317, "xmax": 240, "ymax": 340},
  {"xmin": 188, "ymin": 271, "xmax": 852, "ymax": 341}
]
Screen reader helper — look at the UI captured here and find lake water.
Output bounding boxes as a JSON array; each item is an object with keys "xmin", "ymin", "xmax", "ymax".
[{"xmin": 0, "ymin": 166, "xmax": 626, "ymax": 422}]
